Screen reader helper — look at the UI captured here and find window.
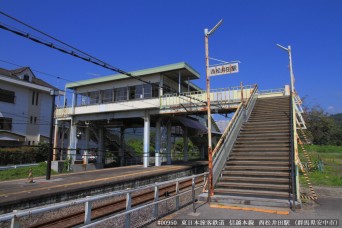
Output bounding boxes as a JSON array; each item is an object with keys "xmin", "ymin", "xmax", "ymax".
[
  {"xmin": 80, "ymin": 93, "xmax": 89, "ymax": 106},
  {"xmin": 143, "ymin": 84, "xmax": 152, "ymax": 98},
  {"xmin": 35, "ymin": 92, "xmax": 39, "ymax": 105},
  {"xmin": 135, "ymin": 85, "xmax": 144, "ymax": 99},
  {"xmin": 0, "ymin": 88, "xmax": 15, "ymax": 103},
  {"xmin": 0, "ymin": 118, "xmax": 12, "ymax": 130},
  {"xmin": 30, "ymin": 116, "xmax": 33, "ymax": 124},
  {"xmin": 89, "ymin": 91, "xmax": 100, "ymax": 105},
  {"xmin": 32, "ymin": 91, "xmax": 35, "ymax": 105},
  {"xmin": 102, "ymin": 89, "xmax": 113, "ymax": 103},
  {"xmin": 34, "ymin": 117, "xmax": 37, "ymax": 124},
  {"xmin": 115, "ymin": 87, "xmax": 128, "ymax": 101},
  {"xmin": 152, "ymin": 83, "xmax": 159, "ymax": 97},
  {"xmin": 23, "ymin": 75, "xmax": 30, "ymax": 81}
]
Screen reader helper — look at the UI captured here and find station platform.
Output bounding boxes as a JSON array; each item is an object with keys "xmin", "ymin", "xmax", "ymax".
[{"xmin": 0, "ymin": 161, "xmax": 207, "ymax": 214}]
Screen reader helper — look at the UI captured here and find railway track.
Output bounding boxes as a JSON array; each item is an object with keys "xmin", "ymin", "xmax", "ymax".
[{"xmin": 30, "ymin": 177, "xmax": 202, "ymax": 228}]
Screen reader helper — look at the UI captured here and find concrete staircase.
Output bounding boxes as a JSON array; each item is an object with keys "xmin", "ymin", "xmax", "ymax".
[{"xmin": 212, "ymin": 96, "xmax": 293, "ymax": 208}]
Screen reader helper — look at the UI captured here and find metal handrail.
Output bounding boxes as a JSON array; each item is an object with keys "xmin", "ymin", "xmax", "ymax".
[
  {"xmin": 161, "ymin": 85, "xmax": 253, "ymax": 98},
  {"xmin": 258, "ymin": 88, "xmax": 284, "ymax": 94},
  {"xmin": 290, "ymin": 93, "xmax": 297, "ymax": 210},
  {"xmin": 212, "ymin": 85, "xmax": 258, "ymax": 185},
  {"xmin": 2, "ymin": 172, "xmax": 208, "ymax": 227}
]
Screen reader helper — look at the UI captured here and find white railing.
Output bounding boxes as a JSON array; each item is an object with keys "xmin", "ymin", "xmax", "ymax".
[
  {"xmin": 160, "ymin": 85, "xmax": 254, "ymax": 110},
  {"xmin": 212, "ymin": 85, "xmax": 258, "ymax": 185},
  {"xmin": 1, "ymin": 172, "xmax": 208, "ymax": 228},
  {"xmin": 55, "ymin": 106, "xmax": 72, "ymax": 118},
  {"xmin": 294, "ymin": 92, "xmax": 307, "ymax": 129}
]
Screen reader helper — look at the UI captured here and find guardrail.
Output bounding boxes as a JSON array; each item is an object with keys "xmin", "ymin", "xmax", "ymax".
[
  {"xmin": 290, "ymin": 92, "xmax": 300, "ymax": 210},
  {"xmin": 212, "ymin": 85, "xmax": 258, "ymax": 185},
  {"xmin": 0, "ymin": 163, "xmax": 38, "ymax": 171},
  {"xmin": 1, "ymin": 172, "xmax": 208, "ymax": 228},
  {"xmin": 160, "ymin": 85, "xmax": 254, "ymax": 109}
]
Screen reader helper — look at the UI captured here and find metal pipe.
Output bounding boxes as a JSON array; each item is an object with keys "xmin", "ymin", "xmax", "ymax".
[
  {"xmin": 290, "ymin": 93, "xmax": 296, "ymax": 211},
  {"xmin": 205, "ymin": 29, "xmax": 213, "ymax": 199},
  {"xmin": 46, "ymin": 90, "xmax": 56, "ymax": 180}
]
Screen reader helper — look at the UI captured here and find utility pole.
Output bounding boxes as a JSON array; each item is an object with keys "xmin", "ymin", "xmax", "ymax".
[
  {"xmin": 46, "ymin": 90, "xmax": 57, "ymax": 180},
  {"xmin": 204, "ymin": 19, "xmax": 223, "ymax": 199}
]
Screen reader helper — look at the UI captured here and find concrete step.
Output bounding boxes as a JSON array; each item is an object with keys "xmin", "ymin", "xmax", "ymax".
[
  {"xmin": 237, "ymin": 135, "xmax": 290, "ymax": 140},
  {"xmin": 250, "ymin": 112, "xmax": 289, "ymax": 116},
  {"xmin": 239, "ymin": 132, "xmax": 290, "ymax": 137},
  {"xmin": 235, "ymin": 140, "xmax": 290, "ymax": 144},
  {"xmin": 242, "ymin": 123, "xmax": 289, "ymax": 129},
  {"xmin": 216, "ymin": 182, "xmax": 289, "ymax": 190},
  {"xmin": 243, "ymin": 121, "xmax": 290, "ymax": 128},
  {"xmin": 233, "ymin": 148, "xmax": 290, "ymax": 152},
  {"xmin": 226, "ymin": 161, "xmax": 289, "ymax": 166},
  {"xmin": 241, "ymin": 127, "xmax": 290, "ymax": 132},
  {"xmin": 209, "ymin": 194, "xmax": 291, "ymax": 208},
  {"xmin": 248, "ymin": 120, "xmax": 291, "ymax": 124},
  {"xmin": 252, "ymin": 107, "xmax": 289, "ymax": 112},
  {"xmin": 233, "ymin": 144, "xmax": 290, "ymax": 149},
  {"xmin": 214, "ymin": 188, "xmax": 290, "ymax": 198},
  {"xmin": 240, "ymin": 131, "xmax": 290, "ymax": 135},
  {"xmin": 225, "ymin": 166, "xmax": 290, "ymax": 171},
  {"xmin": 219, "ymin": 176, "xmax": 290, "ymax": 184},
  {"xmin": 230, "ymin": 152, "xmax": 290, "ymax": 156},
  {"xmin": 248, "ymin": 117, "xmax": 290, "ymax": 122},
  {"xmin": 222, "ymin": 170, "xmax": 290, "ymax": 177},
  {"xmin": 249, "ymin": 117, "xmax": 289, "ymax": 121},
  {"xmin": 229, "ymin": 156, "xmax": 289, "ymax": 161}
]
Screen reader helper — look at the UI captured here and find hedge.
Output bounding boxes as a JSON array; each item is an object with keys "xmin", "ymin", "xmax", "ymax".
[{"xmin": 0, "ymin": 143, "xmax": 49, "ymax": 165}]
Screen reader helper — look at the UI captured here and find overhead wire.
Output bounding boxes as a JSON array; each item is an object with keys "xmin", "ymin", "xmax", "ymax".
[{"xmin": 0, "ymin": 12, "xmax": 208, "ymax": 106}]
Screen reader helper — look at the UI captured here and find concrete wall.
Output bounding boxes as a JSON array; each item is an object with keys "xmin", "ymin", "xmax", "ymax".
[{"xmin": 0, "ymin": 78, "xmax": 53, "ymax": 145}]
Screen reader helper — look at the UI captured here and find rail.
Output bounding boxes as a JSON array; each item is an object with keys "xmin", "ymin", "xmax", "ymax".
[
  {"xmin": 212, "ymin": 85, "xmax": 258, "ymax": 185},
  {"xmin": 1, "ymin": 172, "xmax": 208, "ymax": 228},
  {"xmin": 290, "ymin": 92, "xmax": 298, "ymax": 210},
  {"xmin": 160, "ymin": 85, "xmax": 254, "ymax": 110},
  {"xmin": 258, "ymin": 88, "xmax": 284, "ymax": 95}
]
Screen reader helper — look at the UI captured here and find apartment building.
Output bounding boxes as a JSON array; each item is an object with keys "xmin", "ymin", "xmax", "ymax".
[{"xmin": 0, "ymin": 66, "xmax": 59, "ymax": 146}]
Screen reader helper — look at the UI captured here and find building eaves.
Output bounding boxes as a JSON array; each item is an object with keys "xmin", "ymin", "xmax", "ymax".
[
  {"xmin": 66, "ymin": 62, "xmax": 201, "ymax": 89},
  {"xmin": 0, "ymin": 67, "xmax": 58, "ymax": 90}
]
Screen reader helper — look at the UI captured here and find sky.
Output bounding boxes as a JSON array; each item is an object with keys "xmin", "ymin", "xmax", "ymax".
[{"xmin": 1, "ymin": 0, "xmax": 341, "ymax": 114}]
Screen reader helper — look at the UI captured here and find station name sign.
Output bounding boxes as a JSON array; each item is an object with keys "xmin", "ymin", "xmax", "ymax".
[{"xmin": 208, "ymin": 63, "xmax": 239, "ymax": 77}]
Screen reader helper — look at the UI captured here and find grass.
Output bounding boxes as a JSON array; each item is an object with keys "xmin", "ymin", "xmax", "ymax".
[
  {"xmin": 0, "ymin": 162, "xmax": 57, "ymax": 181},
  {"xmin": 298, "ymin": 144, "xmax": 342, "ymax": 186}
]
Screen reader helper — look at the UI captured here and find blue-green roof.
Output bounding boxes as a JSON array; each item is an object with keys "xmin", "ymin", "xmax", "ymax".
[{"xmin": 66, "ymin": 62, "xmax": 200, "ymax": 89}]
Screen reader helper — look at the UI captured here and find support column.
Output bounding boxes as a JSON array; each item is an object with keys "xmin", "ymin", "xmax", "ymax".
[
  {"xmin": 159, "ymin": 75, "xmax": 164, "ymax": 97},
  {"xmin": 71, "ymin": 90, "xmax": 77, "ymax": 114},
  {"xmin": 98, "ymin": 127, "xmax": 104, "ymax": 165},
  {"xmin": 166, "ymin": 121, "xmax": 172, "ymax": 165},
  {"xmin": 53, "ymin": 119, "xmax": 59, "ymax": 161},
  {"xmin": 68, "ymin": 120, "xmax": 77, "ymax": 164},
  {"xmin": 83, "ymin": 126, "xmax": 89, "ymax": 164},
  {"xmin": 120, "ymin": 127, "xmax": 125, "ymax": 166},
  {"xmin": 178, "ymin": 71, "xmax": 181, "ymax": 93},
  {"xmin": 143, "ymin": 112, "xmax": 150, "ymax": 168},
  {"xmin": 183, "ymin": 127, "xmax": 188, "ymax": 162},
  {"xmin": 155, "ymin": 118, "xmax": 161, "ymax": 166}
]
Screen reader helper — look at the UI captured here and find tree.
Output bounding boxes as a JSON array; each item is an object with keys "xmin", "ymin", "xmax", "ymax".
[{"xmin": 304, "ymin": 105, "xmax": 342, "ymax": 145}]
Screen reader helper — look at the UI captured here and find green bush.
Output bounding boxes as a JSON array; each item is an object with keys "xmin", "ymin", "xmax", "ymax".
[{"xmin": 0, "ymin": 143, "xmax": 49, "ymax": 165}]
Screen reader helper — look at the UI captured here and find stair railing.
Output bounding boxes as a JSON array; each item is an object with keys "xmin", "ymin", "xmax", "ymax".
[
  {"xmin": 290, "ymin": 92, "xmax": 299, "ymax": 210},
  {"xmin": 212, "ymin": 85, "xmax": 258, "ymax": 185}
]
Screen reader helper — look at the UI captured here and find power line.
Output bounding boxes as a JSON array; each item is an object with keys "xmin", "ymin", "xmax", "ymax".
[{"xmin": 0, "ymin": 13, "xmax": 208, "ymax": 106}]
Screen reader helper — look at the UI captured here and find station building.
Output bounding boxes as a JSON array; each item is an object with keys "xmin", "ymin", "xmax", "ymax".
[{"xmin": 54, "ymin": 62, "xmax": 253, "ymax": 170}]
